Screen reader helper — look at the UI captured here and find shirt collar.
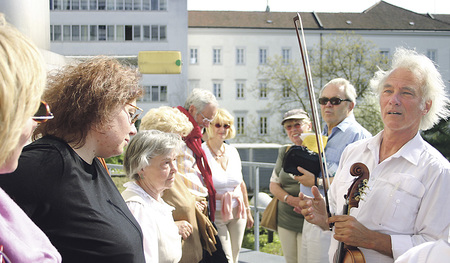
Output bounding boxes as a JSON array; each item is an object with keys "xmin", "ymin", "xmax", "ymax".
[
  {"xmin": 323, "ymin": 114, "xmax": 356, "ymax": 135},
  {"xmin": 367, "ymin": 131, "xmax": 425, "ymax": 166}
]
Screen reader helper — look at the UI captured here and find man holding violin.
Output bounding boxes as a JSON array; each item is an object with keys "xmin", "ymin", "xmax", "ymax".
[{"xmin": 297, "ymin": 47, "xmax": 450, "ymax": 262}]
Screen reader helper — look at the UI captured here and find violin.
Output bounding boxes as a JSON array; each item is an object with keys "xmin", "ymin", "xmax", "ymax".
[{"xmin": 333, "ymin": 163, "xmax": 369, "ymax": 263}]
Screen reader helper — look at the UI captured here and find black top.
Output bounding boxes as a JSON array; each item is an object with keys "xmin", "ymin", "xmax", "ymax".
[{"xmin": 0, "ymin": 136, "xmax": 145, "ymax": 263}]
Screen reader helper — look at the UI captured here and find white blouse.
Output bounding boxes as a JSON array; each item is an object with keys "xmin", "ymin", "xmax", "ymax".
[
  {"xmin": 122, "ymin": 182, "xmax": 181, "ymax": 263},
  {"xmin": 202, "ymin": 143, "xmax": 244, "ymax": 211}
]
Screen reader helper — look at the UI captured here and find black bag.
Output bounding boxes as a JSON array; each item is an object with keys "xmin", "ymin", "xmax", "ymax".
[{"xmin": 282, "ymin": 145, "xmax": 321, "ymax": 177}]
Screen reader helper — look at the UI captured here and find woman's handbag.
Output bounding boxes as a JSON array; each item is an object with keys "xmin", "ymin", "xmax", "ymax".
[{"xmin": 260, "ymin": 197, "xmax": 278, "ymax": 232}]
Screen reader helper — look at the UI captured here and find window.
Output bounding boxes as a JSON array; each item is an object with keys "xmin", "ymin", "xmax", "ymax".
[
  {"xmin": 259, "ymin": 82, "xmax": 268, "ymax": 99},
  {"xmin": 90, "ymin": 0, "xmax": 97, "ymax": 10},
  {"xmin": 133, "ymin": 0, "xmax": 141, "ymax": 10},
  {"xmin": 213, "ymin": 82, "xmax": 222, "ymax": 99},
  {"xmin": 282, "ymin": 48, "xmax": 291, "ymax": 64},
  {"xmin": 107, "ymin": 0, "xmax": 115, "ymax": 10},
  {"xmin": 98, "ymin": 0, "xmax": 106, "ymax": 10},
  {"xmin": 427, "ymin": 49, "xmax": 437, "ymax": 62},
  {"xmin": 259, "ymin": 48, "xmax": 267, "ymax": 64},
  {"xmin": 143, "ymin": 26, "xmax": 150, "ymax": 41},
  {"xmin": 282, "ymin": 82, "xmax": 290, "ymax": 98},
  {"xmin": 236, "ymin": 116, "xmax": 245, "ymax": 135},
  {"xmin": 71, "ymin": 25, "xmax": 80, "ymax": 41},
  {"xmin": 142, "ymin": 85, "xmax": 167, "ymax": 102},
  {"xmin": 72, "ymin": 0, "xmax": 80, "ymax": 10},
  {"xmin": 80, "ymin": 0, "xmax": 88, "ymax": 10},
  {"xmin": 116, "ymin": 0, "xmax": 124, "ymax": 10},
  {"xmin": 236, "ymin": 81, "xmax": 245, "ymax": 99},
  {"xmin": 190, "ymin": 48, "xmax": 198, "ymax": 64},
  {"xmin": 117, "ymin": 25, "xmax": 124, "ymax": 40},
  {"xmin": 81, "ymin": 25, "xmax": 88, "ymax": 41},
  {"xmin": 98, "ymin": 25, "xmax": 106, "ymax": 41},
  {"xmin": 380, "ymin": 50, "xmax": 389, "ymax": 59},
  {"xmin": 63, "ymin": 25, "xmax": 71, "ymax": 41},
  {"xmin": 90, "ymin": 25, "xmax": 97, "ymax": 41},
  {"xmin": 134, "ymin": 25, "xmax": 141, "ymax": 41},
  {"xmin": 125, "ymin": 25, "xmax": 133, "ymax": 40},
  {"xmin": 151, "ymin": 25, "xmax": 159, "ymax": 41},
  {"xmin": 151, "ymin": 0, "xmax": 167, "ymax": 10},
  {"xmin": 213, "ymin": 48, "xmax": 221, "ymax": 64},
  {"xmin": 236, "ymin": 48, "xmax": 245, "ymax": 65},
  {"xmin": 125, "ymin": 0, "xmax": 132, "ymax": 10},
  {"xmin": 159, "ymin": 25, "xmax": 166, "ymax": 41},
  {"xmin": 259, "ymin": 116, "xmax": 268, "ymax": 135},
  {"xmin": 107, "ymin": 25, "xmax": 115, "ymax": 41},
  {"xmin": 53, "ymin": 25, "xmax": 62, "ymax": 41}
]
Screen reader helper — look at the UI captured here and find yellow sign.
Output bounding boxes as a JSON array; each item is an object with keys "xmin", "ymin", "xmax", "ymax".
[{"xmin": 138, "ymin": 51, "xmax": 182, "ymax": 74}]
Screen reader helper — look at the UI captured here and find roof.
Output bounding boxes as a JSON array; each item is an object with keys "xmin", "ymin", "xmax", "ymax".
[{"xmin": 188, "ymin": 1, "xmax": 450, "ymax": 31}]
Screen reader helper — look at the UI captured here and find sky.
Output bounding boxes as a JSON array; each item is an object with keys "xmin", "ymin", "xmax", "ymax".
[{"xmin": 188, "ymin": 0, "xmax": 450, "ymax": 14}]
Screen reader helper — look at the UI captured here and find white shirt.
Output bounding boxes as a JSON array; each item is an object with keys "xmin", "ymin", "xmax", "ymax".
[
  {"xmin": 329, "ymin": 131, "xmax": 450, "ymax": 262},
  {"xmin": 202, "ymin": 143, "xmax": 244, "ymax": 211},
  {"xmin": 122, "ymin": 182, "xmax": 182, "ymax": 263}
]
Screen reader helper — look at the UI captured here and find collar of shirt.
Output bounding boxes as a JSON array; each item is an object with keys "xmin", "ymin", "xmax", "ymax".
[
  {"xmin": 366, "ymin": 131, "xmax": 425, "ymax": 166},
  {"xmin": 323, "ymin": 114, "xmax": 357, "ymax": 137}
]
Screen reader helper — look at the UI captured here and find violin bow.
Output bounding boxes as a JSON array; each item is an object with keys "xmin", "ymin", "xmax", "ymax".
[{"xmin": 293, "ymin": 13, "xmax": 333, "ymax": 229}]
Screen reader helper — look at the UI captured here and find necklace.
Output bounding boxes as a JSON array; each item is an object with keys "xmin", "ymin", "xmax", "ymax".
[{"xmin": 207, "ymin": 141, "xmax": 226, "ymax": 160}]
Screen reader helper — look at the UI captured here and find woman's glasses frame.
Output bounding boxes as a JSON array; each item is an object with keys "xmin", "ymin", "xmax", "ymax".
[
  {"xmin": 32, "ymin": 101, "xmax": 54, "ymax": 123},
  {"xmin": 318, "ymin": 97, "xmax": 352, "ymax": 106},
  {"xmin": 214, "ymin": 123, "xmax": 230, "ymax": 129},
  {"xmin": 125, "ymin": 103, "xmax": 143, "ymax": 125}
]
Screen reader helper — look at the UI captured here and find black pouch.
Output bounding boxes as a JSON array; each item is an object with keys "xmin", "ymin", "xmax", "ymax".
[{"xmin": 282, "ymin": 145, "xmax": 321, "ymax": 176}]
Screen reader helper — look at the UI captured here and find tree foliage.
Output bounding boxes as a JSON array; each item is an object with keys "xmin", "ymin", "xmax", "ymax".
[{"xmin": 250, "ymin": 31, "xmax": 388, "ymax": 143}]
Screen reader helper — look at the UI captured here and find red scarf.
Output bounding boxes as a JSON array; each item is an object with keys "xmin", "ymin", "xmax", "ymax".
[{"xmin": 177, "ymin": 106, "xmax": 216, "ymax": 221}]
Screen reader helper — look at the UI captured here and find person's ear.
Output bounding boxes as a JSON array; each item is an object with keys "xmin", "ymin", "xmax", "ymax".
[
  {"xmin": 423, "ymin": 100, "xmax": 432, "ymax": 115},
  {"xmin": 188, "ymin": 105, "xmax": 197, "ymax": 116}
]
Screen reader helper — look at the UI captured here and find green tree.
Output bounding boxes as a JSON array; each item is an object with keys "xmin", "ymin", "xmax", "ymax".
[{"xmin": 421, "ymin": 117, "xmax": 450, "ymax": 160}]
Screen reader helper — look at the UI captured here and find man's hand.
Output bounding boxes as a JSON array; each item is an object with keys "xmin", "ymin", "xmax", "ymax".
[
  {"xmin": 328, "ymin": 215, "xmax": 393, "ymax": 257},
  {"xmin": 294, "ymin": 186, "xmax": 329, "ymax": 230}
]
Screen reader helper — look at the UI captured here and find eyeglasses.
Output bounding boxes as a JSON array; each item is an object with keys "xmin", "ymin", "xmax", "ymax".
[
  {"xmin": 125, "ymin": 103, "xmax": 143, "ymax": 125},
  {"xmin": 284, "ymin": 122, "xmax": 304, "ymax": 131},
  {"xmin": 318, "ymin": 97, "xmax": 351, "ymax": 105},
  {"xmin": 200, "ymin": 112, "xmax": 215, "ymax": 124},
  {"xmin": 214, "ymin": 123, "xmax": 230, "ymax": 129},
  {"xmin": 32, "ymin": 101, "xmax": 54, "ymax": 123}
]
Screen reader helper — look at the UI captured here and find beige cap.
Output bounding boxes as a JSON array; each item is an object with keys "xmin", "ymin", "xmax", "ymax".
[{"xmin": 281, "ymin": 109, "xmax": 309, "ymax": 125}]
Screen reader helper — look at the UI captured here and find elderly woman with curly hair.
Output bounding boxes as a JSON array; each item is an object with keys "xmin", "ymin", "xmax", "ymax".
[{"xmin": 0, "ymin": 56, "xmax": 145, "ymax": 262}]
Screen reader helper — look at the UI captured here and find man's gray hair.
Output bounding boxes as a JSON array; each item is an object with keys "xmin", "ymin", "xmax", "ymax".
[
  {"xmin": 320, "ymin": 78, "xmax": 357, "ymax": 103},
  {"xmin": 370, "ymin": 47, "xmax": 450, "ymax": 131},
  {"xmin": 184, "ymin": 88, "xmax": 218, "ymax": 112}
]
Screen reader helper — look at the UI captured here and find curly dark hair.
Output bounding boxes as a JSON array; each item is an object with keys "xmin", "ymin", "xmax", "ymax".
[{"xmin": 34, "ymin": 56, "xmax": 143, "ymax": 148}]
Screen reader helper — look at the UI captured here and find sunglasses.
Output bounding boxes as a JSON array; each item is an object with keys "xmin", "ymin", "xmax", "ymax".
[
  {"xmin": 214, "ymin": 123, "xmax": 230, "ymax": 129},
  {"xmin": 318, "ymin": 97, "xmax": 351, "ymax": 105},
  {"xmin": 125, "ymin": 103, "xmax": 143, "ymax": 125},
  {"xmin": 32, "ymin": 101, "xmax": 54, "ymax": 123},
  {"xmin": 284, "ymin": 122, "xmax": 304, "ymax": 131}
]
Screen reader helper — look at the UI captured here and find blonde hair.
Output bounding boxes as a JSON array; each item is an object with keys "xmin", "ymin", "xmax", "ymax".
[
  {"xmin": 205, "ymin": 108, "xmax": 236, "ymax": 140},
  {"xmin": 140, "ymin": 106, "xmax": 193, "ymax": 137},
  {"xmin": 0, "ymin": 14, "xmax": 46, "ymax": 164}
]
